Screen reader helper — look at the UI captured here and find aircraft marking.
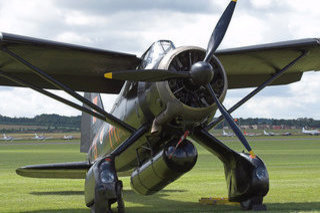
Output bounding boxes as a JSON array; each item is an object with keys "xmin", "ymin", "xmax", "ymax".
[
  {"xmin": 115, "ymin": 128, "xmax": 120, "ymax": 142},
  {"xmin": 109, "ymin": 126, "xmax": 114, "ymax": 149},
  {"xmin": 104, "ymin": 72, "xmax": 112, "ymax": 79},
  {"xmin": 92, "ymin": 96, "xmax": 98, "ymax": 124},
  {"xmin": 99, "ymin": 127, "xmax": 104, "ymax": 145},
  {"xmin": 92, "ymin": 135, "xmax": 98, "ymax": 160}
]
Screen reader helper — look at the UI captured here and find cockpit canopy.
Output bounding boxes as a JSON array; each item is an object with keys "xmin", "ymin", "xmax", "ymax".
[{"xmin": 140, "ymin": 40, "xmax": 175, "ymax": 69}]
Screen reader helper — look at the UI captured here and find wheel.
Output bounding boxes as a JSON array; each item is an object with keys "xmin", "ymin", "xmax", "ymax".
[
  {"xmin": 90, "ymin": 202, "xmax": 113, "ymax": 213},
  {"xmin": 92, "ymin": 185, "xmax": 113, "ymax": 213},
  {"xmin": 240, "ymin": 197, "xmax": 266, "ymax": 211}
]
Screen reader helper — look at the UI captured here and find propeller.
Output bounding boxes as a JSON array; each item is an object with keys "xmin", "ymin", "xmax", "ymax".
[
  {"xmin": 105, "ymin": 0, "xmax": 237, "ymax": 86},
  {"xmin": 194, "ymin": 0, "xmax": 255, "ymax": 157},
  {"xmin": 105, "ymin": 0, "xmax": 255, "ymax": 156},
  {"xmin": 104, "ymin": 69, "xmax": 190, "ymax": 82},
  {"xmin": 201, "ymin": 0, "xmax": 255, "ymax": 157},
  {"xmin": 204, "ymin": 0, "xmax": 237, "ymax": 63},
  {"xmin": 206, "ymin": 84, "xmax": 255, "ymax": 157}
]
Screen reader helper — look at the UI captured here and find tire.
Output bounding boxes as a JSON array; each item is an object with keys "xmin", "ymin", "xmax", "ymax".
[
  {"xmin": 240, "ymin": 197, "xmax": 264, "ymax": 210},
  {"xmin": 90, "ymin": 203, "xmax": 113, "ymax": 213}
]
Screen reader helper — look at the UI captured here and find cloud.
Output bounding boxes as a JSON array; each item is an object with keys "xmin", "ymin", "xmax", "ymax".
[
  {"xmin": 0, "ymin": 0, "xmax": 319, "ymax": 119},
  {"xmin": 0, "ymin": 88, "xmax": 77, "ymax": 117},
  {"xmin": 54, "ymin": 0, "xmax": 217, "ymax": 15},
  {"xmin": 224, "ymin": 72, "xmax": 320, "ymax": 119}
]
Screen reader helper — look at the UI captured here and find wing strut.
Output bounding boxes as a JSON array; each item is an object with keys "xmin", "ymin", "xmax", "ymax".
[
  {"xmin": 110, "ymin": 123, "xmax": 149, "ymax": 157},
  {"xmin": 0, "ymin": 71, "xmax": 107, "ymax": 122},
  {"xmin": 206, "ymin": 50, "xmax": 308, "ymax": 130},
  {"xmin": 0, "ymin": 47, "xmax": 136, "ymax": 133}
]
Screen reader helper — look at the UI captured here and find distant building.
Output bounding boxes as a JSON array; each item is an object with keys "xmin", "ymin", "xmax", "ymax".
[
  {"xmin": 251, "ymin": 125, "xmax": 258, "ymax": 130},
  {"xmin": 258, "ymin": 124, "xmax": 270, "ymax": 129},
  {"xmin": 240, "ymin": 125, "xmax": 250, "ymax": 129},
  {"xmin": 272, "ymin": 125, "xmax": 282, "ymax": 130}
]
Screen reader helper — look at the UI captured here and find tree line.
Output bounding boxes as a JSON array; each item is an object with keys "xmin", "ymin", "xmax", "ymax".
[
  {"xmin": 1, "ymin": 114, "xmax": 319, "ymax": 132},
  {"xmin": 216, "ymin": 117, "xmax": 320, "ymax": 129},
  {"xmin": 0, "ymin": 114, "xmax": 81, "ymax": 133}
]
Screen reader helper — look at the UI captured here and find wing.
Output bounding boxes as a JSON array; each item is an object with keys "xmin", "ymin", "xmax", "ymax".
[
  {"xmin": 0, "ymin": 32, "xmax": 141, "ymax": 93},
  {"xmin": 216, "ymin": 38, "xmax": 320, "ymax": 88}
]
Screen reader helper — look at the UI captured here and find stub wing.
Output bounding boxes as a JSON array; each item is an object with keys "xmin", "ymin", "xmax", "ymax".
[
  {"xmin": 0, "ymin": 32, "xmax": 141, "ymax": 93},
  {"xmin": 16, "ymin": 161, "xmax": 91, "ymax": 179},
  {"xmin": 216, "ymin": 38, "xmax": 320, "ymax": 88},
  {"xmin": 16, "ymin": 161, "xmax": 131, "ymax": 179}
]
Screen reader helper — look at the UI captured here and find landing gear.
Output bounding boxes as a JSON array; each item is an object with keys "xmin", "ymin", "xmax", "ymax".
[
  {"xmin": 116, "ymin": 181, "xmax": 125, "ymax": 213},
  {"xmin": 90, "ymin": 180, "xmax": 124, "ymax": 213},
  {"xmin": 85, "ymin": 157, "xmax": 125, "ymax": 213},
  {"xmin": 225, "ymin": 153, "xmax": 269, "ymax": 211},
  {"xmin": 192, "ymin": 128, "xmax": 269, "ymax": 211}
]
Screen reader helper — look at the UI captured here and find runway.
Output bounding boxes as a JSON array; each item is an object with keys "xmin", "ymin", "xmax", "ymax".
[{"xmin": 0, "ymin": 141, "xmax": 80, "ymax": 146}]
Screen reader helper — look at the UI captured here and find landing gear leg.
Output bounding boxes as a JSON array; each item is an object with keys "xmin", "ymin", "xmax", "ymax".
[
  {"xmin": 116, "ymin": 181, "xmax": 125, "ymax": 213},
  {"xmin": 191, "ymin": 128, "xmax": 269, "ymax": 211}
]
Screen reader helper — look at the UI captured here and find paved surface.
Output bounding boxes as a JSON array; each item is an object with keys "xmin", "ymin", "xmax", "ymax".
[{"xmin": 0, "ymin": 141, "xmax": 80, "ymax": 146}]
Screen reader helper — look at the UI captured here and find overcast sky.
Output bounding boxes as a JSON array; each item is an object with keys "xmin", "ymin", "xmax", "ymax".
[{"xmin": 0, "ymin": 0, "xmax": 320, "ymax": 119}]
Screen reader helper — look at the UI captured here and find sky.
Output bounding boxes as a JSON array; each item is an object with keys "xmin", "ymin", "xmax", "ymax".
[{"xmin": 0, "ymin": 0, "xmax": 320, "ymax": 119}]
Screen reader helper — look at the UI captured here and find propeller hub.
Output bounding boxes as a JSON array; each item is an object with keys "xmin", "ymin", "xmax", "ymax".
[{"xmin": 190, "ymin": 61, "xmax": 214, "ymax": 86}]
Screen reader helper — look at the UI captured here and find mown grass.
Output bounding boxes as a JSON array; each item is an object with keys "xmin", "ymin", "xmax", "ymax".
[{"xmin": 0, "ymin": 136, "xmax": 320, "ymax": 213}]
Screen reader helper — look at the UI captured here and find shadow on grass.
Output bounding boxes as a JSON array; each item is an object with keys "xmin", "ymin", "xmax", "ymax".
[
  {"xmin": 25, "ymin": 189, "xmax": 320, "ymax": 212},
  {"xmin": 30, "ymin": 191, "xmax": 83, "ymax": 196},
  {"xmin": 29, "ymin": 189, "xmax": 185, "ymax": 196}
]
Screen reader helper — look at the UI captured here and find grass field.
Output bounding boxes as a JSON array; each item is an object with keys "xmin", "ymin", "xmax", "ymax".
[{"xmin": 0, "ymin": 136, "xmax": 320, "ymax": 213}]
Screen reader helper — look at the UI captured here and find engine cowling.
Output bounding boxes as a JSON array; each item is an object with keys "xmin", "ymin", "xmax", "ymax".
[{"xmin": 155, "ymin": 46, "xmax": 228, "ymax": 128}]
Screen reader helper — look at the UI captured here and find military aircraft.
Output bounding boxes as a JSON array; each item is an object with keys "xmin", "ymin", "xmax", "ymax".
[
  {"xmin": 282, "ymin": 132, "xmax": 292, "ymax": 136},
  {"xmin": 0, "ymin": 0, "xmax": 320, "ymax": 212},
  {"xmin": 222, "ymin": 129, "xmax": 234, "ymax": 137},
  {"xmin": 1, "ymin": 134, "xmax": 13, "ymax": 141},
  {"xmin": 1, "ymin": 133, "xmax": 13, "ymax": 141},
  {"xmin": 0, "ymin": 133, "xmax": 22, "ymax": 141},
  {"xmin": 32, "ymin": 133, "xmax": 52, "ymax": 141},
  {"xmin": 263, "ymin": 130, "xmax": 276, "ymax": 136},
  {"xmin": 302, "ymin": 127, "xmax": 320, "ymax": 135},
  {"xmin": 63, "ymin": 135, "xmax": 75, "ymax": 140}
]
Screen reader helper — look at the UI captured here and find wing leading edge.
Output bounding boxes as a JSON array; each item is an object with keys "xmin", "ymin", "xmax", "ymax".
[
  {"xmin": 216, "ymin": 38, "xmax": 320, "ymax": 88},
  {"xmin": 0, "ymin": 32, "xmax": 141, "ymax": 93}
]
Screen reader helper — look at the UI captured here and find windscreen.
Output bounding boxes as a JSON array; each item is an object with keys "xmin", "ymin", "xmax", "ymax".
[{"xmin": 140, "ymin": 40, "xmax": 175, "ymax": 69}]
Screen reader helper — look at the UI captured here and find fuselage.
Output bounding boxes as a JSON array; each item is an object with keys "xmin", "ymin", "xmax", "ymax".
[
  {"xmin": 2, "ymin": 134, "xmax": 13, "ymax": 141},
  {"xmin": 87, "ymin": 40, "xmax": 228, "ymax": 172},
  {"xmin": 302, "ymin": 128, "xmax": 320, "ymax": 135}
]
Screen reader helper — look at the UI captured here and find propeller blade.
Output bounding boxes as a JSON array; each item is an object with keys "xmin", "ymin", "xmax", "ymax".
[
  {"xmin": 104, "ymin": 69, "xmax": 190, "ymax": 82},
  {"xmin": 206, "ymin": 84, "xmax": 256, "ymax": 157},
  {"xmin": 204, "ymin": 0, "xmax": 237, "ymax": 62}
]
